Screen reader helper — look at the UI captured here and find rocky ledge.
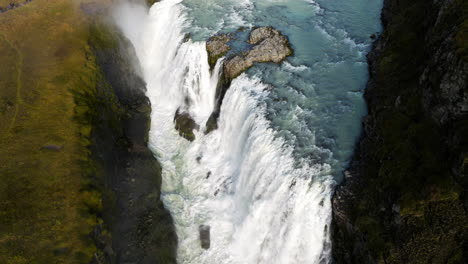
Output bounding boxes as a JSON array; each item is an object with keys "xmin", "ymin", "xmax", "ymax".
[
  {"xmin": 203, "ymin": 26, "xmax": 293, "ymax": 134},
  {"xmin": 206, "ymin": 26, "xmax": 292, "ymax": 80},
  {"xmin": 206, "ymin": 34, "xmax": 232, "ymax": 69},
  {"xmin": 174, "ymin": 26, "xmax": 292, "ymax": 139}
]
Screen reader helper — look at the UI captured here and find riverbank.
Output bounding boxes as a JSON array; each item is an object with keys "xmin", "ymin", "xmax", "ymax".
[{"xmin": 332, "ymin": 0, "xmax": 468, "ymax": 263}]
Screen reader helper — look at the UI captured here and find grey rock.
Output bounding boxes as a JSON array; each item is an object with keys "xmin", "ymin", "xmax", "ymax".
[
  {"xmin": 224, "ymin": 27, "xmax": 292, "ymax": 80},
  {"xmin": 40, "ymin": 144, "xmax": 63, "ymax": 151},
  {"xmin": 206, "ymin": 34, "xmax": 232, "ymax": 68},
  {"xmin": 204, "ymin": 26, "xmax": 293, "ymax": 134},
  {"xmin": 248, "ymin": 26, "xmax": 278, "ymax": 45},
  {"xmin": 199, "ymin": 225, "xmax": 211, "ymax": 249}
]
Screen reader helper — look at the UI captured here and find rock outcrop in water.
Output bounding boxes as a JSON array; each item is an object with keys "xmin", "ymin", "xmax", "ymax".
[
  {"xmin": 204, "ymin": 26, "xmax": 293, "ymax": 133},
  {"xmin": 174, "ymin": 109, "xmax": 199, "ymax": 141},
  {"xmin": 206, "ymin": 34, "xmax": 232, "ymax": 69},
  {"xmin": 332, "ymin": 0, "xmax": 468, "ymax": 263},
  {"xmin": 224, "ymin": 27, "xmax": 292, "ymax": 80},
  {"xmin": 199, "ymin": 225, "xmax": 211, "ymax": 249}
]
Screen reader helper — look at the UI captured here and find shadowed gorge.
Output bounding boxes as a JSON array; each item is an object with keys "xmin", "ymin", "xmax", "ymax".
[
  {"xmin": 0, "ymin": 0, "xmax": 466, "ymax": 263},
  {"xmin": 332, "ymin": 0, "xmax": 468, "ymax": 263}
]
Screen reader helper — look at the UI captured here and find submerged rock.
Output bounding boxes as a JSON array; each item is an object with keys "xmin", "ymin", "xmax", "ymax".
[
  {"xmin": 174, "ymin": 109, "xmax": 199, "ymax": 141},
  {"xmin": 199, "ymin": 225, "xmax": 211, "ymax": 249}
]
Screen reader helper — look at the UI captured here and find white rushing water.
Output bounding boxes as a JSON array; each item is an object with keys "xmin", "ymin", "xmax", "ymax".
[{"xmin": 113, "ymin": 0, "xmax": 357, "ymax": 263}]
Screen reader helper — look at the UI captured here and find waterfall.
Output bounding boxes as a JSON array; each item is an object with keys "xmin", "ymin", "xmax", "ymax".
[{"xmin": 114, "ymin": 0, "xmax": 334, "ymax": 263}]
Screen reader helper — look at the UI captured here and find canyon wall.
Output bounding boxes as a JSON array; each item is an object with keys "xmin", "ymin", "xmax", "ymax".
[{"xmin": 332, "ymin": 0, "xmax": 468, "ymax": 263}]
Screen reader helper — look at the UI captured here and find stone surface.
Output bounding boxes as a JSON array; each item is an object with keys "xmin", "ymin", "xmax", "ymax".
[
  {"xmin": 199, "ymin": 225, "xmax": 211, "ymax": 249},
  {"xmin": 206, "ymin": 34, "xmax": 232, "ymax": 68},
  {"xmin": 223, "ymin": 27, "xmax": 292, "ymax": 80},
  {"xmin": 174, "ymin": 109, "xmax": 199, "ymax": 141},
  {"xmin": 248, "ymin": 26, "xmax": 278, "ymax": 44},
  {"xmin": 204, "ymin": 26, "xmax": 293, "ymax": 134}
]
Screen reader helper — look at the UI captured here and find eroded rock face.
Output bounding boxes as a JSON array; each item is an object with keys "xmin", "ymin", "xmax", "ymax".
[
  {"xmin": 223, "ymin": 27, "xmax": 292, "ymax": 80},
  {"xmin": 331, "ymin": 0, "xmax": 468, "ymax": 263},
  {"xmin": 174, "ymin": 109, "xmax": 199, "ymax": 141},
  {"xmin": 204, "ymin": 26, "xmax": 293, "ymax": 134},
  {"xmin": 249, "ymin": 26, "xmax": 279, "ymax": 44},
  {"xmin": 206, "ymin": 34, "xmax": 232, "ymax": 68}
]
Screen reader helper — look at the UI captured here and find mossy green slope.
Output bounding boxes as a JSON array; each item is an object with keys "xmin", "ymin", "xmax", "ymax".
[
  {"xmin": 0, "ymin": 0, "xmax": 177, "ymax": 263},
  {"xmin": 0, "ymin": 1, "xmax": 109, "ymax": 263}
]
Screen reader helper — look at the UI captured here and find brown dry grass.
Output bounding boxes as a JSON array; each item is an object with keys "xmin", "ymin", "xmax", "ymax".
[{"xmin": 0, "ymin": 0, "xmax": 110, "ymax": 263}]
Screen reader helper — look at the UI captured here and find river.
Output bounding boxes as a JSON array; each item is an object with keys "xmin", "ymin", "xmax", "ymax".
[{"xmin": 114, "ymin": 0, "xmax": 382, "ymax": 263}]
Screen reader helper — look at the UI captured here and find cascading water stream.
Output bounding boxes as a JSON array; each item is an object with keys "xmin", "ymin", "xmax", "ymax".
[{"xmin": 114, "ymin": 0, "xmax": 382, "ymax": 263}]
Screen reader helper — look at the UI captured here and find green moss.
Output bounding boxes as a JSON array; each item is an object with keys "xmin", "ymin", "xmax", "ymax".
[
  {"xmin": 88, "ymin": 22, "xmax": 119, "ymax": 50},
  {"xmin": 147, "ymin": 0, "xmax": 159, "ymax": 6},
  {"xmin": 0, "ymin": 1, "xmax": 116, "ymax": 263}
]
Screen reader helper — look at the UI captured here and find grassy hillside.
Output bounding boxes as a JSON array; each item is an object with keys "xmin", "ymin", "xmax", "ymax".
[
  {"xmin": 0, "ymin": 1, "xmax": 109, "ymax": 263},
  {"xmin": 0, "ymin": 0, "xmax": 23, "ymax": 5}
]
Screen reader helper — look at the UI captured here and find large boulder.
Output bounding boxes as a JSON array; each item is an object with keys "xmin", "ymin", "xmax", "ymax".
[
  {"xmin": 174, "ymin": 109, "xmax": 199, "ymax": 141},
  {"xmin": 223, "ymin": 27, "xmax": 292, "ymax": 80},
  {"xmin": 204, "ymin": 26, "xmax": 293, "ymax": 134},
  {"xmin": 248, "ymin": 26, "xmax": 279, "ymax": 44},
  {"xmin": 199, "ymin": 225, "xmax": 211, "ymax": 249}
]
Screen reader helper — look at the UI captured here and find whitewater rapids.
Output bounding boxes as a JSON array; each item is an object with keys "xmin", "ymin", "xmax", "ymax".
[{"xmin": 114, "ymin": 0, "xmax": 335, "ymax": 263}]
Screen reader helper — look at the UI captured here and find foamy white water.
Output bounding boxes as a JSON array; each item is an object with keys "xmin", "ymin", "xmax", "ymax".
[{"xmin": 114, "ymin": 0, "xmax": 382, "ymax": 263}]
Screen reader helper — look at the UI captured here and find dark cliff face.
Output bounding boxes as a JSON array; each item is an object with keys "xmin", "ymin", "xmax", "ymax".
[
  {"xmin": 87, "ymin": 22, "xmax": 177, "ymax": 264},
  {"xmin": 332, "ymin": 0, "xmax": 468, "ymax": 263}
]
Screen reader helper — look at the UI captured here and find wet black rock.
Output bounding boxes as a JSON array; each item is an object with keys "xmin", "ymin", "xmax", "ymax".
[
  {"xmin": 174, "ymin": 109, "xmax": 199, "ymax": 141},
  {"xmin": 199, "ymin": 225, "xmax": 211, "ymax": 249}
]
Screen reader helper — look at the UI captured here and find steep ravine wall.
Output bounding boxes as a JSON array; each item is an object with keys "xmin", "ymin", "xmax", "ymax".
[
  {"xmin": 332, "ymin": 0, "xmax": 468, "ymax": 263},
  {"xmin": 86, "ymin": 20, "xmax": 177, "ymax": 264}
]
